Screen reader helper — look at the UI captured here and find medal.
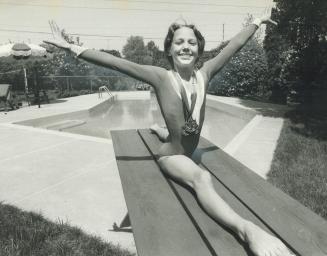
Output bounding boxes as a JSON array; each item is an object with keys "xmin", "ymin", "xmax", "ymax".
[
  {"xmin": 182, "ymin": 117, "xmax": 200, "ymax": 136},
  {"xmin": 173, "ymin": 71, "xmax": 200, "ymax": 136}
]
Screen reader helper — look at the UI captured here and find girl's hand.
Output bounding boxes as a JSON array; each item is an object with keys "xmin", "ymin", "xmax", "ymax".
[
  {"xmin": 259, "ymin": 7, "xmax": 278, "ymax": 26},
  {"xmin": 260, "ymin": 14, "xmax": 278, "ymax": 26},
  {"xmin": 43, "ymin": 20, "xmax": 71, "ymax": 49}
]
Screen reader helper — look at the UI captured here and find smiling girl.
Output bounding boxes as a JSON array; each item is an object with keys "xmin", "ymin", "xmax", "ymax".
[{"xmin": 45, "ymin": 14, "xmax": 293, "ymax": 256}]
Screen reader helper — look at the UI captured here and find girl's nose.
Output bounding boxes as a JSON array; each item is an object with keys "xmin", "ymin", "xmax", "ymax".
[{"xmin": 182, "ymin": 45, "xmax": 190, "ymax": 51}]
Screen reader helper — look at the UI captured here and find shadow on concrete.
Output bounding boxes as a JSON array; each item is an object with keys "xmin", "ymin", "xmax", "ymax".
[
  {"xmin": 237, "ymin": 95, "xmax": 327, "ymax": 140},
  {"xmin": 238, "ymin": 98, "xmax": 290, "ymax": 118},
  {"xmin": 284, "ymin": 104, "xmax": 327, "ymax": 141},
  {"xmin": 50, "ymin": 99, "xmax": 68, "ymax": 104}
]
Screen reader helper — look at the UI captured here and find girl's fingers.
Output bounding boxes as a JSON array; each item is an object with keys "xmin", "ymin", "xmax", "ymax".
[
  {"xmin": 48, "ymin": 20, "xmax": 54, "ymax": 38},
  {"xmin": 49, "ymin": 20, "xmax": 55, "ymax": 33},
  {"xmin": 53, "ymin": 21, "xmax": 59, "ymax": 35},
  {"xmin": 51, "ymin": 20, "xmax": 58, "ymax": 36},
  {"xmin": 269, "ymin": 19, "xmax": 278, "ymax": 26},
  {"xmin": 49, "ymin": 20, "xmax": 58, "ymax": 40},
  {"xmin": 50, "ymin": 20, "xmax": 57, "ymax": 36},
  {"xmin": 54, "ymin": 21, "xmax": 61, "ymax": 36}
]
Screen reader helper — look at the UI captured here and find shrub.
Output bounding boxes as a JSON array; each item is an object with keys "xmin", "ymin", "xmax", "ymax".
[{"xmin": 207, "ymin": 39, "xmax": 268, "ymax": 99}]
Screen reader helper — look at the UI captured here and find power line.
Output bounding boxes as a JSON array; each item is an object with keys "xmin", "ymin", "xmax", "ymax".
[
  {"xmin": 0, "ymin": 29, "xmax": 50, "ymax": 35},
  {"xmin": 0, "ymin": 2, "xmax": 261, "ymax": 15},
  {"xmin": 102, "ymin": 0, "xmax": 267, "ymax": 9},
  {"xmin": 0, "ymin": 24, "xmax": 241, "ymax": 35},
  {"xmin": 0, "ymin": 22, "xmax": 244, "ymax": 29},
  {"xmin": 0, "ymin": 28, "xmax": 229, "ymax": 43}
]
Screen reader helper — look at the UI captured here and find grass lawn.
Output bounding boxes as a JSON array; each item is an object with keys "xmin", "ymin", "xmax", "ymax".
[
  {"xmin": 268, "ymin": 108, "xmax": 327, "ymax": 219},
  {"xmin": 0, "ymin": 203, "xmax": 135, "ymax": 256}
]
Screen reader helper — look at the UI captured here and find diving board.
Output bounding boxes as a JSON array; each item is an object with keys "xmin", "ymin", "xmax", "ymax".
[{"xmin": 111, "ymin": 129, "xmax": 327, "ymax": 256}]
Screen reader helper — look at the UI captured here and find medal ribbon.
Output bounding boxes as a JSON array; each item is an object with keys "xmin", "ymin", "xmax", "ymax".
[{"xmin": 173, "ymin": 71, "xmax": 200, "ymax": 136}]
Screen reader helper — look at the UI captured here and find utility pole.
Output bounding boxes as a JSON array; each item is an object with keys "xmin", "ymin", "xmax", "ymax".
[{"xmin": 23, "ymin": 67, "xmax": 28, "ymax": 94}]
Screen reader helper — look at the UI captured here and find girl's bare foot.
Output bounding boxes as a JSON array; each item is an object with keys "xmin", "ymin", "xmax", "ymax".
[
  {"xmin": 150, "ymin": 123, "xmax": 161, "ymax": 134},
  {"xmin": 150, "ymin": 123, "xmax": 169, "ymax": 142},
  {"xmin": 241, "ymin": 221, "xmax": 295, "ymax": 256}
]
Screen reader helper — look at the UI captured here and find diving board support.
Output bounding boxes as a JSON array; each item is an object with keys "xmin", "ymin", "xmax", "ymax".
[{"xmin": 112, "ymin": 213, "xmax": 131, "ymax": 232}]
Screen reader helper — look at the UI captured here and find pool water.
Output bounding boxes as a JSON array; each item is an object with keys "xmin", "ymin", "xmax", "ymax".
[
  {"xmin": 21, "ymin": 96, "xmax": 249, "ymax": 148},
  {"xmin": 64, "ymin": 98, "xmax": 165, "ymax": 139}
]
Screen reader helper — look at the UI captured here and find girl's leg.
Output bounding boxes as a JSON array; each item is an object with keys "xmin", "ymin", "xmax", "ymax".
[
  {"xmin": 150, "ymin": 123, "xmax": 169, "ymax": 142},
  {"xmin": 158, "ymin": 155, "xmax": 293, "ymax": 256}
]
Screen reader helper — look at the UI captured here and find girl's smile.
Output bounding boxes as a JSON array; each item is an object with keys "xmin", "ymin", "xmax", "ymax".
[{"xmin": 169, "ymin": 27, "xmax": 199, "ymax": 69}]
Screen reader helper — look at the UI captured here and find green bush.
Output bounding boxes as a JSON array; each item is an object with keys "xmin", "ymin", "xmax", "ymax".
[
  {"xmin": 263, "ymin": 1, "xmax": 327, "ymax": 104},
  {"xmin": 207, "ymin": 39, "xmax": 268, "ymax": 99}
]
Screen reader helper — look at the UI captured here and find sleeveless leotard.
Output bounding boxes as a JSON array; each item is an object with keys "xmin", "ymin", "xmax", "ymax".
[{"xmin": 154, "ymin": 70, "xmax": 206, "ymax": 157}]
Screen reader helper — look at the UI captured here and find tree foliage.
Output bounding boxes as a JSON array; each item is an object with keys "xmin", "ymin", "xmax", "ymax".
[
  {"xmin": 264, "ymin": 0, "xmax": 327, "ymax": 104},
  {"xmin": 203, "ymin": 39, "xmax": 268, "ymax": 98},
  {"xmin": 0, "ymin": 33, "xmax": 129, "ymax": 96},
  {"xmin": 145, "ymin": 41, "xmax": 170, "ymax": 68},
  {"xmin": 122, "ymin": 36, "xmax": 147, "ymax": 64},
  {"xmin": 122, "ymin": 36, "xmax": 169, "ymax": 68}
]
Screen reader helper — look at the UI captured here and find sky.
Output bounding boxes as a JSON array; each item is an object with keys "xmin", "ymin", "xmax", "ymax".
[{"xmin": 0, "ymin": 0, "xmax": 274, "ymax": 52}]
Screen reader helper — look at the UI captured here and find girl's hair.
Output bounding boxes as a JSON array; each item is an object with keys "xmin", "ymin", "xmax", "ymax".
[{"xmin": 164, "ymin": 22, "xmax": 205, "ymax": 67}]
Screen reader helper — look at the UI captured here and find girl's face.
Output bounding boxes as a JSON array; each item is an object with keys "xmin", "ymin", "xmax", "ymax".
[{"xmin": 169, "ymin": 27, "xmax": 199, "ymax": 70}]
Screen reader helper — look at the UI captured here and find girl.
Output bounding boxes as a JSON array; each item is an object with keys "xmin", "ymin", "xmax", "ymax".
[{"xmin": 45, "ymin": 14, "xmax": 293, "ymax": 256}]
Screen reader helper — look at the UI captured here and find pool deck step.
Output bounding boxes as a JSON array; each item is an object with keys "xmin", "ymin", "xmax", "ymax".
[{"xmin": 223, "ymin": 115, "xmax": 284, "ymax": 179}]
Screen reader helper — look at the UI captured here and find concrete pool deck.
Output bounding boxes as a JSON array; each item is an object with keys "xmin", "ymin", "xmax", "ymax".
[
  {"xmin": 0, "ymin": 92, "xmax": 146, "ymax": 253},
  {"xmin": 206, "ymin": 95, "xmax": 289, "ymax": 178},
  {"xmin": 0, "ymin": 92, "xmax": 288, "ymax": 253}
]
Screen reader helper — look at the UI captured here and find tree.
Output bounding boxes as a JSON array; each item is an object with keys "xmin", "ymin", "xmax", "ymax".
[
  {"xmin": 122, "ymin": 37, "xmax": 169, "ymax": 68},
  {"xmin": 199, "ymin": 17, "xmax": 269, "ymax": 99},
  {"xmin": 204, "ymin": 39, "xmax": 268, "ymax": 98},
  {"xmin": 122, "ymin": 36, "xmax": 148, "ymax": 64},
  {"xmin": 145, "ymin": 41, "xmax": 170, "ymax": 68},
  {"xmin": 263, "ymin": 23, "xmax": 290, "ymax": 104},
  {"xmin": 264, "ymin": 0, "xmax": 327, "ymax": 104}
]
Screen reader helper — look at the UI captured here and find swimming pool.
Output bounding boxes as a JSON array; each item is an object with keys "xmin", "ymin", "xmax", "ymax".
[{"xmin": 17, "ymin": 95, "xmax": 249, "ymax": 148}]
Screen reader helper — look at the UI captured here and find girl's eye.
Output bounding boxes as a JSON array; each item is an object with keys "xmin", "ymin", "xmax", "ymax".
[
  {"xmin": 174, "ymin": 40, "xmax": 183, "ymax": 45},
  {"xmin": 189, "ymin": 40, "xmax": 197, "ymax": 45}
]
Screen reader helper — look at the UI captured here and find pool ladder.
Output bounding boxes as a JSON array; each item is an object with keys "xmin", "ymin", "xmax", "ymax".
[{"xmin": 98, "ymin": 86, "xmax": 113, "ymax": 98}]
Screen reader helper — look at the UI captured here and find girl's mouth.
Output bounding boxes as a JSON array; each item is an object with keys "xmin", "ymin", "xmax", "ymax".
[{"xmin": 178, "ymin": 53, "xmax": 193, "ymax": 59}]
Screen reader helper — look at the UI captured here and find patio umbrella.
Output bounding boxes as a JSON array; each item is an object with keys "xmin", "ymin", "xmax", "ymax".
[
  {"xmin": 0, "ymin": 42, "xmax": 52, "ymax": 107},
  {"xmin": 0, "ymin": 42, "xmax": 49, "ymax": 59}
]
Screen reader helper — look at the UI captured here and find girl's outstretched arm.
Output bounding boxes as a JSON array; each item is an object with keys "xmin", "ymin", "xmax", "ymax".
[
  {"xmin": 201, "ymin": 14, "xmax": 277, "ymax": 82},
  {"xmin": 44, "ymin": 21, "xmax": 165, "ymax": 88},
  {"xmin": 79, "ymin": 49, "xmax": 164, "ymax": 87}
]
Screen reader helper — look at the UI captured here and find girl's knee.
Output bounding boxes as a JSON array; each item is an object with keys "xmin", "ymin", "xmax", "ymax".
[
  {"xmin": 194, "ymin": 170, "xmax": 212, "ymax": 189},
  {"xmin": 158, "ymin": 155, "xmax": 183, "ymax": 167}
]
